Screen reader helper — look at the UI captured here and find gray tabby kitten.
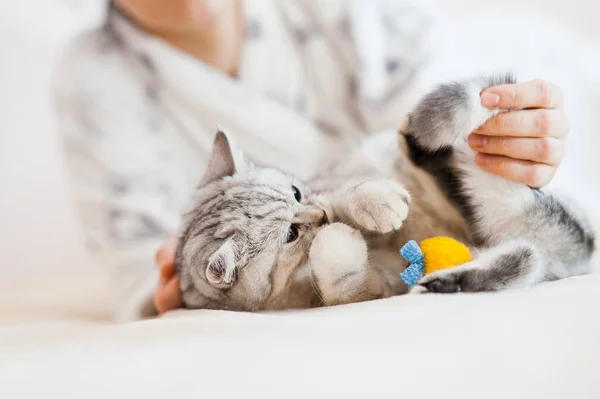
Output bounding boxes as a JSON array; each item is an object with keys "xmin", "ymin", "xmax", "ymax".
[{"xmin": 175, "ymin": 75, "xmax": 595, "ymax": 311}]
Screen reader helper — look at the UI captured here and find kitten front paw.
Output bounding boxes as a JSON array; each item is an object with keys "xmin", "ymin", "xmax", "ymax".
[
  {"xmin": 346, "ymin": 180, "xmax": 410, "ymax": 234},
  {"xmin": 309, "ymin": 223, "xmax": 369, "ymax": 305},
  {"xmin": 310, "ymin": 223, "xmax": 368, "ymax": 275}
]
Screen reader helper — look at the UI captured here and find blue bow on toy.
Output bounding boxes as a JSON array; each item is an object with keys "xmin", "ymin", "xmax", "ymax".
[{"xmin": 399, "ymin": 240, "xmax": 425, "ymax": 289}]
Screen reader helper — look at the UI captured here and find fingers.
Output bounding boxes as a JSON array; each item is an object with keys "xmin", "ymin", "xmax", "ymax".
[
  {"xmin": 154, "ymin": 234, "xmax": 181, "ymax": 314},
  {"xmin": 481, "ymin": 79, "xmax": 563, "ymax": 110},
  {"xmin": 156, "ymin": 234, "xmax": 178, "ymax": 278},
  {"xmin": 474, "ymin": 153, "xmax": 557, "ymax": 188},
  {"xmin": 476, "ymin": 79, "xmax": 566, "ymax": 188},
  {"xmin": 154, "ymin": 276, "xmax": 182, "ymax": 314},
  {"xmin": 469, "ymin": 135, "xmax": 565, "ymax": 165},
  {"xmin": 475, "ymin": 109, "xmax": 569, "ymax": 138}
]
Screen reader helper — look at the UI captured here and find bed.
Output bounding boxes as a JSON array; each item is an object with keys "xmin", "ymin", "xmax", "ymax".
[{"xmin": 2, "ymin": 275, "xmax": 600, "ymax": 398}]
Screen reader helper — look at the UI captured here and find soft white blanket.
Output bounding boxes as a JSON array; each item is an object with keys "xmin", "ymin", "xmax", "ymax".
[{"xmin": 2, "ymin": 275, "xmax": 599, "ymax": 398}]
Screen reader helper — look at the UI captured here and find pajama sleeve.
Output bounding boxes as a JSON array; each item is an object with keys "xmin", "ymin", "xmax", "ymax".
[
  {"xmin": 54, "ymin": 32, "xmax": 194, "ymax": 321},
  {"xmin": 347, "ymin": 0, "xmax": 442, "ymax": 132}
]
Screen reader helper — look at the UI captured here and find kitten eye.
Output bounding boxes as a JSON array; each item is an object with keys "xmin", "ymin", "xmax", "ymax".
[
  {"xmin": 286, "ymin": 224, "xmax": 300, "ymax": 243},
  {"xmin": 292, "ymin": 185, "xmax": 302, "ymax": 202}
]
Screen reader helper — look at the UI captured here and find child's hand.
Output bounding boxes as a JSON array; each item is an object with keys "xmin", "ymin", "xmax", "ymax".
[
  {"xmin": 154, "ymin": 234, "xmax": 182, "ymax": 314},
  {"xmin": 469, "ymin": 79, "xmax": 569, "ymax": 188}
]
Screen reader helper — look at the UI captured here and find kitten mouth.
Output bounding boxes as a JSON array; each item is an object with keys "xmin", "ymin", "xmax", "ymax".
[{"xmin": 321, "ymin": 209, "xmax": 331, "ymax": 226}]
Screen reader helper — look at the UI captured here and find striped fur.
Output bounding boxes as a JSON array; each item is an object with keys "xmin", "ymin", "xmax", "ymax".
[{"xmin": 176, "ymin": 75, "xmax": 595, "ymax": 310}]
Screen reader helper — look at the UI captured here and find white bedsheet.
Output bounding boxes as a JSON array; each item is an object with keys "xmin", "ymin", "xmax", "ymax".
[{"xmin": 2, "ymin": 274, "xmax": 600, "ymax": 399}]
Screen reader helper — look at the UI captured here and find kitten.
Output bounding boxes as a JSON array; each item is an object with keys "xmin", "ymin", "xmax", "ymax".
[{"xmin": 175, "ymin": 74, "xmax": 595, "ymax": 311}]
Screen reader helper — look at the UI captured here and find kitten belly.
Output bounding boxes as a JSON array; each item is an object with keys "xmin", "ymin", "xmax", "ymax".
[
  {"xmin": 367, "ymin": 244, "xmax": 410, "ymax": 296},
  {"xmin": 359, "ymin": 131, "xmax": 473, "ymax": 286}
]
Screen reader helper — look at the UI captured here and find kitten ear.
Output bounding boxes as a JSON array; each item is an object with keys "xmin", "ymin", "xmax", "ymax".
[
  {"xmin": 206, "ymin": 238, "xmax": 236, "ymax": 287},
  {"xmin": 200, "ymin": 130, "xmax": 236, "ymax": 187}
]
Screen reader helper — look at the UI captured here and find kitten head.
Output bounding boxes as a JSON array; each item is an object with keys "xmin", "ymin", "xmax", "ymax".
[{"xmin": 176, "ymin": 131, "xmax": 329, "ymax": 311}]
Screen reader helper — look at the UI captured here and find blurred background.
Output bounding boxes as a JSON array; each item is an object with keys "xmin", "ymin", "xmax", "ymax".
[{"xmin": 1, "ymin": 0, "xmax": 599, "ymax": 321}]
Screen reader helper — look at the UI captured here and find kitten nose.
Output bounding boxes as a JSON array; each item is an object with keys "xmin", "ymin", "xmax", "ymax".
[{"xmin": 293, "ymin": 207, "xmax": 329, "ymax": 227}]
